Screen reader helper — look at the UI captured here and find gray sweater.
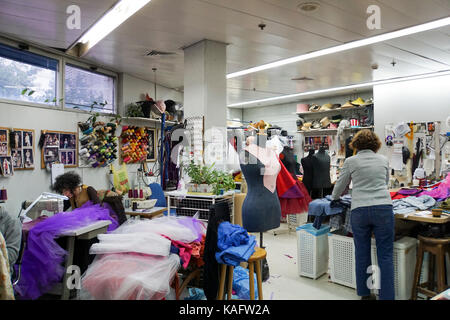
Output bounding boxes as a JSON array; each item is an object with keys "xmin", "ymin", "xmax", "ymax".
[
  {"xmin": 0, "ymin": 207, "xmax": 22, "ymax": 269},
  {"xmin": 331, "ymin": 149, "xmax": 392, "ymax": 211}
]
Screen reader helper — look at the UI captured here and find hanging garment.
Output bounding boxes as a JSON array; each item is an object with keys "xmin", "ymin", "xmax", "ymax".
[
  {"xmin": 14, "ymin": 202, "xmax": 118, "ymax": 300},
  {"xmin": 0, "ymin": 232, "xmax": 14, "ymax": 300},
  {"xmin": 202, "ymin": 201, "xmax": 231, "ymax": 300},
  {"xmin": 215, "ymin": 222, "xmax": 256, "ymax": 267}
]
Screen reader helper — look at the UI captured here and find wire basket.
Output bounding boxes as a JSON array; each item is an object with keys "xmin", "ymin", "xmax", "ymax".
[{"xmin": 168, "ymin": 194, "xmax": 234, "ymax": 222}]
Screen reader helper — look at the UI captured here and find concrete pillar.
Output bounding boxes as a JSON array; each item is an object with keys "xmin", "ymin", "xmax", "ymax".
[{"xmin": 183, "ymin": 39, "xmax": 227, "ymax": 130}]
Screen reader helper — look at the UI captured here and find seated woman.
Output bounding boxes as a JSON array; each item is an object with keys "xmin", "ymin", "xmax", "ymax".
[
  {"xmin": 51, "ymin": 172, "xmax": 126, "ymax": 274},
  {"xmin": 52, "ymin": 172, "xmax": 100, "ymax": 211}
]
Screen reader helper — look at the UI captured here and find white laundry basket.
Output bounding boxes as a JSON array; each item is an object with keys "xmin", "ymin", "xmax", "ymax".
[
  {"xmin": 370, "ymin": 237, "xmax": 417, "ymax": 300},
  {"xmin": 296, "ymin": 223, "xmax": 330, "ymax": 279},
  {"xmin": 288, "ymin": 212, "xmax": 308, "ymax": 230},
  {"xmin": 328, "ymin": 231, "xmax": 377, "ymax": 289}
]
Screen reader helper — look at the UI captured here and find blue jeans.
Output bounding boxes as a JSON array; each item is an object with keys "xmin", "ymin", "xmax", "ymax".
[{"xmin": 351, "ymin": 205, "xmax": 395, "ymax": 300}]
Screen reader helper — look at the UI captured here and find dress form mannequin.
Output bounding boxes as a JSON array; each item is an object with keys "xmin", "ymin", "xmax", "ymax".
[
  {"xmin": 241, "ymin": 134, "xmax": 281, "ymax": 240},
  {"xmin": 312, "ymin": 146, "xmax": 332, "ymax": 198},
  {"xmin": 301, "ymin": 148, "xmax": 315, "ymax": 195}
]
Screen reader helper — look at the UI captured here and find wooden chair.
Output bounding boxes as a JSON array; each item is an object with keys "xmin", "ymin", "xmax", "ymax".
[
  {"xmin": 217, "ymin": 247, "xmax": 267, "ymax": 300},
  {"xmin": 411, "ymin": 235, "xmax": 450, "ymax": 300}
]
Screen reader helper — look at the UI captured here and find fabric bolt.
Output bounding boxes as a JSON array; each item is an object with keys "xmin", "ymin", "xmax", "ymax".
[
  {"xmin": 392, "ymin": 195, "xmax": 436, "ymax": 214},
  {"xmin": 14, "ymin": 201, "xmax": 118, "ymax": 300},
  {"xmin": 351, "ymin": 205, "xmax": 395, "ymax": 300},
  {"xmin": 331, "ymin": 149, "xmax": 392, "ymax": 211},
  {"xmin": 89, "ymin": 232, "xmax": 171, "ymax": 256},
  {"xmin": 0, "ymin": 232, "xmax": 14, "ymax": 300},
  {"xmin": 81, "ymin": 253, "xmax": 180, "ymax": 300}
]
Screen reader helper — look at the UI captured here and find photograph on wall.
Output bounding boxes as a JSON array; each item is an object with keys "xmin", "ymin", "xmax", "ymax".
[
  {"xmin": 12, "ymin": 129, "xmax": 35, "ymax": 170},
  {"xmin": 44, "ymin": 133, "xmax": 60, "ymax": 147},
  {"xmin": 0, "ymin": 128, "xmax": 9, "ymax": 156},
  {"xmin": 11, "ymin": 149, "xmax": 23, "ymax": 169},
  {"xmin": 0, "ymin": 156, "xmax": 14, "ymax": 176},
  {"xmin": 23, "ymin": 148, "xmax": 34, "ymax": 168},
  {"xmin": 12, "ymin": 131, "xmax": 22, "ymax": 149},
  {"xmin": 41, "ymin": 130, "xmax": 77, "ymax": 169},
  {"xmin": 146, "ymin": 128, "xmax": 157, "ymax": 162},
  {"xmin": 44, "ymin": 147, "xmax": 59, "ymax": 163},
  {"xmin": 23, "ymin": 131, "xmax": 33, "ymax": 147},
  {"xmin": 60, "ymin": 133, "xmax": 76, "ymax": 149}
]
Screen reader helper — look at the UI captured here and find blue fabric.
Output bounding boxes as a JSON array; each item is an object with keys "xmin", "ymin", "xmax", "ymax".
[
  {"xmin": 309, "ymin": 196, "xmax": 351, "ymax": 229},
  {"xmin": 149, "ymin": 183, "xmax": 167, "ymax": 207},
  {"xmin": 351, "ymin": 205, "xmax": 395, "ymax": 300},
  {"xmin": 215, "ymin": 222, "xmax": 256, "ymax": 266},
  {"xmin": 233, "ymin": 266, "xmax": 258, "ymax": 299},
  {"xmin": 392, "ymin": 195, "xmax": 436, "ymax": 214}
]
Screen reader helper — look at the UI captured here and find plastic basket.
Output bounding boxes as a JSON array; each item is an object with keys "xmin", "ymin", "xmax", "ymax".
[
  {"xmin": 370, "ymin": 237, "xmax": 417, "ymax": 300},
  {"xmin": 328, "ymin": 231, "xmax": 357, "ymax": 288},
  {"xmin": 296, "ymin": 223, "xmax": 330, "ymax": 279},
  {"xmin": 288, "ymin": 212, "xmax": 308, "ymax": 230}
]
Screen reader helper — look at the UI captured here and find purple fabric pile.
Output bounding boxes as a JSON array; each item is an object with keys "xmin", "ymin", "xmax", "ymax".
[
  {"xmin": 420, "ymin": 173, "xmax": 450, "ymax": 201},
  {"xmin": 15, "ymin": 201, "xmax": 118, "ymax": 300}
]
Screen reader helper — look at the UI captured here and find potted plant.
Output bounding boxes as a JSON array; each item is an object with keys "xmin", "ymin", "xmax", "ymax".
[
  {"xmin": 212, "ymin": 170, "xmax": 236, "ymax": 195},
  {"xmin": 185, "ymin": 161, "xmax": 216, "ymax": 193}
]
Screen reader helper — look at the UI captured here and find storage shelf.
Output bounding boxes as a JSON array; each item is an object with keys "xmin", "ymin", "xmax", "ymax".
[
  {"xmin": 296, "ymin": 105, "xmax": 373, "ymax": 117},
  {"xmin": 298, "ymin": 126, "xmax": 374, "ymax": 136},
  {"xmin": 121, "ymin": 117, "xmax": 178, "ymax": 126}
]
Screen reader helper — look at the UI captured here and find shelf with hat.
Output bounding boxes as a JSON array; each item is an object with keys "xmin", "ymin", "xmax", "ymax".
[
  {"xmin": 296, "ymin": 98, "xmax": 374, "ymax": 116},
  {"xmin": 121, "ymin": 116, "xmax": 178, "ymax": 126}
]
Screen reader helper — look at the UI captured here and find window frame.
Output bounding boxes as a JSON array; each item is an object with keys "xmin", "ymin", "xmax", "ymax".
[
  {"xmin": 62, "ymin": 58, "xmax": 118, "ymax": 115},
  {"xmin": 0, "ymin": 37, "xmax": 118, "ymax": 115},
  {"xmin": 0, "ymin": 38, "xmax": 62, "ymax": 110}
]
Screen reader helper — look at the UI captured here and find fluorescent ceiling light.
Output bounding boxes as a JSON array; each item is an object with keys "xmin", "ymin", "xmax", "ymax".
[
  {"xmin": 227, "ymin": 70, "xmax": 450, "ymax": 107},
  {"xmin": 227, "ymin": 16, "xmax": 450, "ymax": 79},
  {"xmin": 78, "ymin": 0, "xmax": 151, "ymax": 52}
]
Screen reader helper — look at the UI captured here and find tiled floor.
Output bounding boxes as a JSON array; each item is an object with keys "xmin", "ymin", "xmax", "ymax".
[{"xmin": 252, "ymin": 223, "xmax": 359, "ymax": 300}]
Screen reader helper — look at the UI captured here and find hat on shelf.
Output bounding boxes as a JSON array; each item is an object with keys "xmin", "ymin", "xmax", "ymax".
[
  {"xmin": 351, "ymin": 97, "xmax": 365, "ymax": 106},
  {"xmin": 320, "ymin": 117, "xmax": 330, "ymax": 128},
  {"xmin": 330, "ymin": 122, "xmax": 339, "ymax": 129},
  {"xmin": 332, "ymin": 103, "xmax": 341, "ymax": 109},
  {"xmin": 341, "ymin": 100, "xmax": 355, "ymax": 109},
  {"xmin": 297, "ymin": 103, "xmax": 310, "ymax": 113},
  {"xmin": 312, "ymin": 120, "xmax": 321, "ymax": 129},
  {"xmin": 301, "ymin": 122, "xmax": 312, "ymax": 131},
  {"xmin": 319, "ymin": 103, "xmax": 333, "ymax": 111},
  {"xmin": 297, "ymin": 117, "xmax": 306, "ymax": 130},
  {"xmin": 361, "ymin": 98, "xmax": 374, "ymax": 107},
  {"xmin": 309, "ymin": 104, "xmax": 321, "ymax": 112},
  {"xmin": 330, "ymin": 115, "xmax": 342, "ymax": 123}
]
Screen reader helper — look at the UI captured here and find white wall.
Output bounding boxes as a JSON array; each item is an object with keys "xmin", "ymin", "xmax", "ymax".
[
  {"xmin": 227, "ymin": 108, "xmax": 243, "ymax": 121},
  {"xmin": 0, "ymin": 74, "xmax": 183, "ymax": 217},
  {"xmin": 373, "ymin": 74, "xmax": 450, "ymax": 155}
]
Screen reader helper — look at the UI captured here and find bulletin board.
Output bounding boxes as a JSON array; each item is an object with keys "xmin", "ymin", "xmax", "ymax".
[
  {"xmin": 40, "ymin": 130, "xmax": 78, "ymax": 169},
  {"xmin": 0, "ymin": 127, "xmax": 13, "ymax": 177},
  {"xmin": 145, "ymin": 128, "xmax": 157, "ymax": 162},
  {"xmin": 11, "ymin": 128, "xmax": 35, "ymax": 170},
  {"xmin": 384, "ymin": 121, "xmax": 444, "ymax": 185}
]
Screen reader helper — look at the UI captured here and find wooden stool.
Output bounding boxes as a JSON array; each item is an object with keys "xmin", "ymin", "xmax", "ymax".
[
  {"xmin": 217, "ymin": 247, "xmax": 267, "ymax": 300},
  {"xmin": 411, "ymin": 235, "xmax": 450, "ymax": 300}
]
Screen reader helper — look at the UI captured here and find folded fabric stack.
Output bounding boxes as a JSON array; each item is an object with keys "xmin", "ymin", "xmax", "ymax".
[
  {"xmin": 215, "ymin": 222, "xmax": 256, "ymax": 266},
  {"xmin": 81, "ymin": 215, "xmax": 207, "ymax": 300},
  {"xmin": 308, "ymin": 195, "xmax": 352, "ymax": 230},
  {"xmin": 392, "ymin": 195, "xmax": 436, "ymax": 214}
]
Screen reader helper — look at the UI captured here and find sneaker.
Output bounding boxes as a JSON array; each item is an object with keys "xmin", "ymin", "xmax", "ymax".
[{"xmin": 361, "ymin": 294, "xmax": 377, "ymax": 300}]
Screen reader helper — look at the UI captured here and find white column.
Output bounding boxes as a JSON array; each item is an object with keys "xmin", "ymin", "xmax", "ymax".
[{"xmin": 183, "ymin": 39, "xmax": 227, "ymax": 130}]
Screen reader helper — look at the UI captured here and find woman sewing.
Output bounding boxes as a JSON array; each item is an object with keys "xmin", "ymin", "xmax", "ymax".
[{"xmin": 52, "ymin": 171, "xmax": 100, "ymax": 211}]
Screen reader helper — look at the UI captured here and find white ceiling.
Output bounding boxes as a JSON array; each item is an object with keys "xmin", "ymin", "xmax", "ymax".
[{"xmin": 0, "ymin": 0, "xmax": 450, "ymax": 107}]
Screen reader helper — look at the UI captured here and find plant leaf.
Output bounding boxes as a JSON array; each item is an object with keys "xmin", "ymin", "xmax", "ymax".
[
  {"xmin": 28, "ymin": 90, "xmax": 35, "ymax": 96},
  {"xmin": 21, "ymin": 88, "xmax": 28, "ymax": 95}
]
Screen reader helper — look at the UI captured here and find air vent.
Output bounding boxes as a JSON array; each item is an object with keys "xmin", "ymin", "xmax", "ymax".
[
  {"xmin": 297, "ymin": 2, "xmax": 320, "ymax": 12},
  {"xmin": 145, "ymin": 50, "xmax": 176, "ymax": 56},
  {"xmin": 292, "ymin": 76, "xmax": 314, "ymax": 81}
]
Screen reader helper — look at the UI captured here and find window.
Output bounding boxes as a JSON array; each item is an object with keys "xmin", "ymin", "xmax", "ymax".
[
  {"xmin": 0, "ymin": 43, "xmax": 58, "ymax": 105},
  {"xmin": 64, "ymin": 64, "xmax": 115, "ymax": 113}
]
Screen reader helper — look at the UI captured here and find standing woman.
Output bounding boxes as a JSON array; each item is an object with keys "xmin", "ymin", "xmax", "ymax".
[{"xmin": 331, "ymin": 130, "xmax": 394, "ymax": 300}]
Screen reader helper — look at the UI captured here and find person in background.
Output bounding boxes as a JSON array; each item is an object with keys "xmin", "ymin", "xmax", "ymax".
[
  {"xmin": 331, "ymin": 130, "xmax": 394, "ymax": 300},
  {"xmin": 52, "ymin": 171, "xmax": 100, "ymax": 211},
  {"xmin": 0, "ymin": 207, "xmax": 22, "ymax": 271}
]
